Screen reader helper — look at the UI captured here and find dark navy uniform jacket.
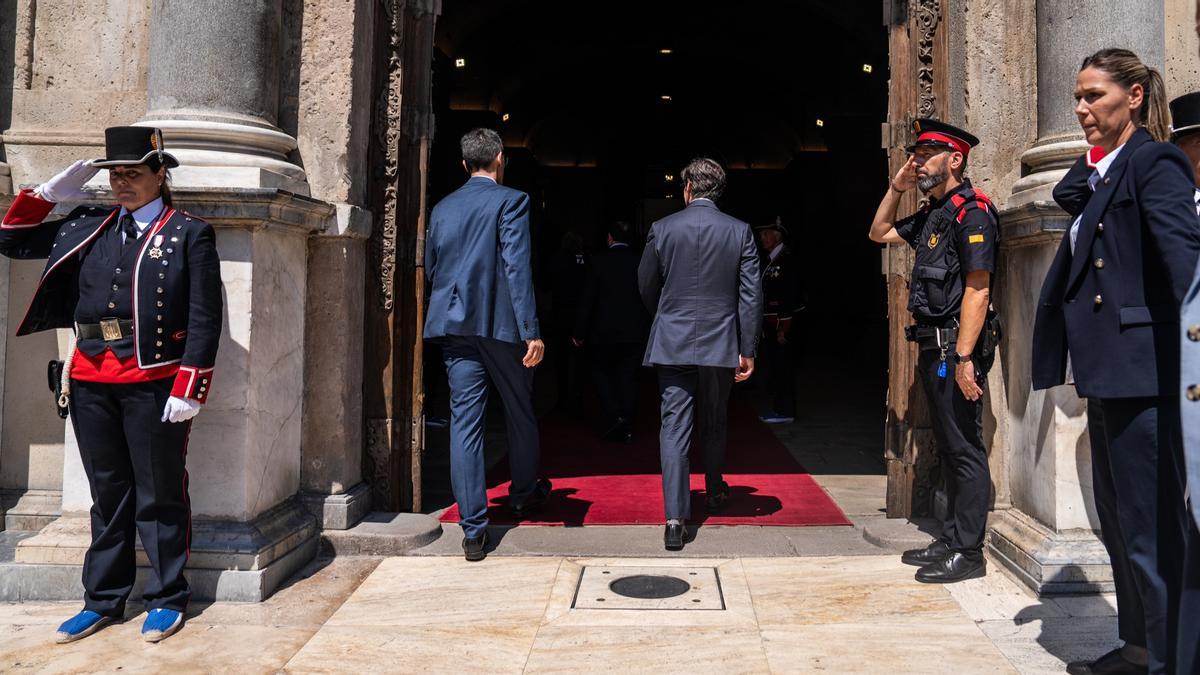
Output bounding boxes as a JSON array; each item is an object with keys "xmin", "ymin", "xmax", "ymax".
[
  {"xmin": 761, "ymin": 245, "xmax": 801, "ymax": 322},
  {"xmin": 0, "ymin": 190, "xmax": 222, "ymax": 402},
  {"xmin": 894, "ymin": 179, "xmax": 999, "ymax": 326},
  {"xmin": 1032, "ymin": 128, "xmax": 1200, "ymax": 399}
]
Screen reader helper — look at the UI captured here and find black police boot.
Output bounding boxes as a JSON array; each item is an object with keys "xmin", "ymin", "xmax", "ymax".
[
  {"xmin": 901, "ymin": 540, "xmax": 950, "ymax": 567},
  {"xmin": 1066, "ymin": 648, "xmax": 1148, "ymax": 675},
  {"xmin": 914, "ymin": 551, "xmax": 986, "ymax": 584},
  {"xmin": 664, "ymin": 521, "xmax": 686, "ymax": 551},
  {"xmin": 511, "ymin": 478, "xmax": 552, "ymax": 520},
  {"xmin": 462, "ymin": 530, "xmax": 489, "ymax": 562}
]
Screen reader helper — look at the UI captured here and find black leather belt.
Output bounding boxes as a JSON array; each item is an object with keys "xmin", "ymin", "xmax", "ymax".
[
  {"xmin": 905, "ymin": 323, "xmax": 959, "ymax": 344},
  {"xmin": 76, "ymin": 319, "xmax": 134, "ymax": 341}
]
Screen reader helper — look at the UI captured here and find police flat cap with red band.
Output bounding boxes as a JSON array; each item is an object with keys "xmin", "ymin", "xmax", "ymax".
[{"xmin": 905, "ymin": 118, "xmax": 981, "ymax": 157}]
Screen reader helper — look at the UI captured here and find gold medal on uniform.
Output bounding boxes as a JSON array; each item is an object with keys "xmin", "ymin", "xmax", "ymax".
[{"xmin": 148, "ymin": 234, "xmax": 165, "ymax": 260}]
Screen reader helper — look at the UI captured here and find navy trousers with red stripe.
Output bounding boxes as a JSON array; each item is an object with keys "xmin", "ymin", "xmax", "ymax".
[{"xmin": 70, "ymin": 378, "xmax": 192, "ymax": 616}]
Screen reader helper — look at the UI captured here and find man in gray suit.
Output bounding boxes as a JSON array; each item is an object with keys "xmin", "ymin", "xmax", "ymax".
[
  {"xmin": 1171, "ymin": 89, "xmax": 1200, "ymax": 675},
  {"xmin": 638, "ymin": 157, "xmax": 762, "ymax": 551},
  {"xmin": 424, "ymin": 128, "xmax": 551, "ymax": 562}
]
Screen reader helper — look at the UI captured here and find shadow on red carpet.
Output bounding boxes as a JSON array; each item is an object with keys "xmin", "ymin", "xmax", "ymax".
[{"xmin": 439, "ymin": 400, "xmax": 851, "ymax": 527}]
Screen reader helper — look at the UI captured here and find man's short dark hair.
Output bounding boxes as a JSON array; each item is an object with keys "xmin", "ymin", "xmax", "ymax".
[
  {"xmin": 681, "ymin": 157, "xmax": 726, "ymax": 201},
  {"xmin": 608, "ymin": 220, "xmax": 633, "ymax": 244},
  {"xmin": 461, "ymin": 128, "xmax": 503, "ymax": 171}
]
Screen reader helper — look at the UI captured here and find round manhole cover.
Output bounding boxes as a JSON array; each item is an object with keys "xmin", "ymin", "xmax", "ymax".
[{"xmin": 608, "ymin": 574, "xmax": 691, "ymax": 599}]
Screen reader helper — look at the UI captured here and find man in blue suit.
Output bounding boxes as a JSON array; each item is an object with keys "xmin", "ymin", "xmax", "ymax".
[
  {"xmin": 638, "ymin": 157, "xmax": 762, "ymax": 551},
  {"xmin": 424, "ymin": 128, "xmax": 551, "ymax": 562},
  {"xmin": 1170, "ymin": 90, "xmax": 1200, "ymax": 675}
]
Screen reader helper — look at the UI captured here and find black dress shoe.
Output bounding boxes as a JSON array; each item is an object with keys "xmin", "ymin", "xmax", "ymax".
[
  {"xmin": 914, "ymin": 552, "xmax": 986, "ymax": 583},
  {"xmin": 462, "ymin": 530, "xmax": 489, "ymax": 562},
  {"xmin": 1066, "ymin": 648, "xmax": 1147, "ymax": 675},
  {"xmin": 664, "ymin": 522, "xmax": 686, "ymax": 551},
  {"xmin": 901, "ymin": 540, "xmax": 950, "ymax": 567},
  {"xmin": 511, "ymin": 478, "xmax": 552, "ymax": 519},
  {"xmin": 705, "ymin": 482, "xmax": 731, "ymax": 514}
]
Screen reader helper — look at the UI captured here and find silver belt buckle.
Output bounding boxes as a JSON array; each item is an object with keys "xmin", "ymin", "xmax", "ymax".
[{"xmin": 99, "ymin": 318, "xmax": 123, "ymax": 341}]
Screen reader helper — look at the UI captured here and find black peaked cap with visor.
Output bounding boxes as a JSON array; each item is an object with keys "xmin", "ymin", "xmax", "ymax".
[
  {"xmin": 91, "ymin": 126, "xmax": 179, "ymax": 169},
  {"xmin": 1170, "ymin": 91, "xmax": 1200, "ymax": 141},
  {"xmin": 905, "ymin": 118, "xmax": 980, "ymax": 158}
]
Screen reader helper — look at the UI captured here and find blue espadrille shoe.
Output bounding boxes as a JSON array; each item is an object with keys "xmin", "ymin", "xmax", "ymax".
[
  {"xmin": 141, "ymin": 608, "xmax": 184, "ymax": 643},
  {"xmin": 55, "ymin": 610, "xmax": 115, "ymax": 644}
]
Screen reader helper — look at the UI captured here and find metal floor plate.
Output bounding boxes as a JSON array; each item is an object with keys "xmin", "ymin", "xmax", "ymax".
[{"xmin": 572, "ymin": 565, "xmax": 725, "ymax": 610}]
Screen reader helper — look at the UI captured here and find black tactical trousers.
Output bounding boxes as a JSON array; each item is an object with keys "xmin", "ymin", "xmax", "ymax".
[
  {"xmin": 760, "ymin": 322, "xmax": 796, "ymax": 417},
  {"xmin": 916, "ymin": 348, "xmax": 990, "ymax": 556},
  {"xmin": 70, "ymin": 378, "xmax": 192, "ymax": 616}
]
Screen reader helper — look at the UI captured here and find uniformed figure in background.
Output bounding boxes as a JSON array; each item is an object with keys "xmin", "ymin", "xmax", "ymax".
[
  {"xmin": 0, "ymin": 127, "xmax": 222, "ymax": 643},
  {"xmin": 869, "ymin": 119, "xmax": 999, "ymax": 584},
  {"xmin": 754, "ymin": 217, "xmax": 801, "ymax": 424},
  {"xmin": 1169, "ymin": 89, "xmax": 1200, "ymax": 675}
]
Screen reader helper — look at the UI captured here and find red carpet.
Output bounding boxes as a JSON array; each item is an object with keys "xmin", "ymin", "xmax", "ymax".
[{"xmin": 439, "ymin": 399, "xmax": 851, "ymax": 527}]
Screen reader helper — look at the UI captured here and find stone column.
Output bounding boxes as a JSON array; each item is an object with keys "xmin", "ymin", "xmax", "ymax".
[
  {"xmin": 139, "ymin": 0, "xmax": 307, "ymax": 194},
  {"xmin": 989, "ymin": 0, "xmax": 1165, "ymax": 594}
]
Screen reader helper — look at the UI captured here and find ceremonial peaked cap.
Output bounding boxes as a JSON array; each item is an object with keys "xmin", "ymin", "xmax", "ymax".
[
  {"xmin": 1170, "ymin": 91, "xmax": 1200, "ymax": 140},
  {"xmin": 91, "ymin": 126, "xmax": 180, "ymax": 169},
  {"xmin": 905, "ymin": 118, "xmax": 980, "ymax": 158},
  {"xmin": 753, "ymin": 216, "xmax": 788, "ymax": 237}
]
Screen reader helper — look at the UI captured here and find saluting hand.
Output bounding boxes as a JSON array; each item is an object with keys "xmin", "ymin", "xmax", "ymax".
[
  {"xmin": 37, "ymin": 160, "xmax": 100, "ymax": 203},
  {"xmin": 891, "ymin": 156, "xmax": 919, "ymax": 193},
  {"xmin": 523, "ymin": 338, "xmax": 545, "ymax": 368}
]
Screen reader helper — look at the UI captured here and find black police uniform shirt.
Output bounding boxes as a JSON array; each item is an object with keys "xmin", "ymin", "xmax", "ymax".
[
  {"xmin": 0, "ymin": 189, "xmax": 222, "ymax": 401},
  {"xmin": 894, "ymin": 179, "xmax": 998, "ymax": 324}
]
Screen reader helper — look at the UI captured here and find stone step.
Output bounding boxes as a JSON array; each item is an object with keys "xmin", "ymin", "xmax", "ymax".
[{"xmin": 319, "ymin": 511, "xmax": 443, "ymax": 557}]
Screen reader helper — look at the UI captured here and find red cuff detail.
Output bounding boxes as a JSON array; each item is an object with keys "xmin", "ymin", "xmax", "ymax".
[
  {"xmin": 171, "ymin": 365, "xmax": 215, "ymax": 404},
  {"xmin": 2, "ymin": 189, "xmax": 56, "ymax": 229}
]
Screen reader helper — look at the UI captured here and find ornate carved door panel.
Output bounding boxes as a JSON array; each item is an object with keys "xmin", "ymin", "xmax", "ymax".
[
  {"xmin": 883, "ymin": 0, "xmax": 949, "ymax": 518},
  {"xmin": 364, "ymin": 0, "xmax": 441, "ymax": 512}
]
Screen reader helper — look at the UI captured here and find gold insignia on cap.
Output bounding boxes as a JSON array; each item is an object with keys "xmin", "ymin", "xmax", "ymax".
[{"xmin": 150, "ymin": 133, "xmax": 158, "ymax": 150}]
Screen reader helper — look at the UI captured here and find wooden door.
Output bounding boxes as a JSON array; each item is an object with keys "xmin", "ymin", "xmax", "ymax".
[{"xmin": 883, "ymin": 0, "xmax": 949, "ymax": 518}]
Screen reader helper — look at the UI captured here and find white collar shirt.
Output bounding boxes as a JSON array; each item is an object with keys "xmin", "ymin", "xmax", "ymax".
[{"xmin": 118, "ymin": 197, "xmax": 165, "ymax": 243}]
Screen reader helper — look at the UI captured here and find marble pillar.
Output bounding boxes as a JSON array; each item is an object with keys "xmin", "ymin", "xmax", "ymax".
[
  {"xmin": 989, "ymin": 0, "xmax": 1165, "ymax": 594},
  {"xmin": 139, "ymin": 0, "xmax": 308, "ymax": 194},
  {"xmin": 300, "ymin": 205, "xmax": 372, "ymax": 529}
]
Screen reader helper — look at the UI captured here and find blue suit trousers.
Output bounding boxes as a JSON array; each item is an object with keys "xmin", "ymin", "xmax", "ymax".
[{"xmin": 442, "ymin": 335, "xmax": 540, "ymax": 539}]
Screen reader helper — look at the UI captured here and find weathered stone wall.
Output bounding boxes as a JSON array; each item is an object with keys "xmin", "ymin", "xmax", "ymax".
[{"xmin": 1166, "ymin": 0, "xmax": 1200, "ymax": 97}]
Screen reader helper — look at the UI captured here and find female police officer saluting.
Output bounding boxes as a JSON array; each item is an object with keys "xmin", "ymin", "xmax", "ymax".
[{"xmin": 0, "ymin": 127, "xmax": 222, "ymax": 644}]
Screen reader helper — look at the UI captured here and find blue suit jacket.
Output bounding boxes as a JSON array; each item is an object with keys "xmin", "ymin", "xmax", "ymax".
[
  {"xmin": 424, "ymin": 176, "xmax": 539, "ymax": 345},
  {"xmin": 1032, "ymin": 129, "xmax": 1200, "ymax": 398},
  {"xmin": 637, "ymin": 199, "xmax": 762, "ymax": 368},
  {"xmin": 1182, "ymin": 234, "xmax": 1200, "ymax": 528}
]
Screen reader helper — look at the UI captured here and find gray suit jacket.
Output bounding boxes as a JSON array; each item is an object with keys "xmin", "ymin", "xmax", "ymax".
[
  {"xmin": 637, "ymin": 199, "xmax": 762, "ymax": 368},
  {"xmin": 1183, "ymin": 241, "xmax": 1200, "ymax": 529}
]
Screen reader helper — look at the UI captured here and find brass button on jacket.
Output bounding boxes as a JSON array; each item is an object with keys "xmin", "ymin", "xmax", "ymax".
[
  {"xmin": 1188, "ymin": 384, "xmax": 1200, "ymax": 402},
  {"xmin": 1093, "ymin": 258, "xmax": 1105, "ymax": 269},
  {"xmin": 1188, "ymin": 325, "xmax": 1200, "ymax": 342},
  {"xmin": 1094, "ymin": 295, "xmax": 1103, "ymax": 305}
]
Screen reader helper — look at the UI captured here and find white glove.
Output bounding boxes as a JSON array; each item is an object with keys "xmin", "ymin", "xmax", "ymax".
[
  {"xmin": 162, "ymin": 396, "xmax": 202, "ymax": 424},
  {"xmin": 36, "ymin": 160, "xmax": 100, "ymax": 203}
]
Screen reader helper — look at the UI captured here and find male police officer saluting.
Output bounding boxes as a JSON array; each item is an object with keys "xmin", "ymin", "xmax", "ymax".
[
  {"xmin": 869, "ymin": 119, "xmax": 1000, "ymax": 583},
  {"xmin": 0, "ymin": 127, "xmax": 222, "ymax": 643}
]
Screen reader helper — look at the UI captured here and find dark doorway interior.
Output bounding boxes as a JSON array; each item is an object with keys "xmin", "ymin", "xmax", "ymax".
[{"xmin": 422, "ymin": 1, "xmax": 890, "ymax": 511}]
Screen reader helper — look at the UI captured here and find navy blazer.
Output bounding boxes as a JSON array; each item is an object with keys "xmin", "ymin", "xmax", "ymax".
[
  {"xmin": 424, "ymin": 176, "xmax": 539, "ymax": 345},
  {"xmin": 637, "ymin": 199, "xmax": 762, "ymax": 368},
  {"xmin": 1032, "ymin": 128, "xmax": 1200, "ymax": 398}
]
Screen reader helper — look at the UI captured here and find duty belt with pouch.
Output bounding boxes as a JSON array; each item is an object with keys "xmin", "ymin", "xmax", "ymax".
[
  {"xmin": 76, "ymin": 318, "xmax": 134, "ymax": 341},
  {"xmin": 42, "ymin": 319, "xmax": 128, "ymax": 420},
  {"xmin": 904, "ymin": 311, "xmax": 1002, "ymax": 372}
]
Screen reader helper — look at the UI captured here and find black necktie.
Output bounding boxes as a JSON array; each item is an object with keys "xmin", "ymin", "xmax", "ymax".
[{"xmin": 120, "ymin": 214, "xmax": 138, "ymax": 248}]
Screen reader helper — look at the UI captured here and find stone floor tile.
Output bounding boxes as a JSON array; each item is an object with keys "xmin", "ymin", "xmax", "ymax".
[
  {"xmin": 976, "ymin": 617, "xmax": 1120, "ymax": 674},
  {"xmin": 323, "ymin": 556, "xmax": 562, "ymax": 628},
  {"xmin": 1047, "ymin": 593, "xmax": 1118, "ymax": 618},
  {"xmin": 284, "ymin": 624, "xmax": 539, "ymax": 674},
  {"xmin": 760, "ymin": 618, "xmax": 1016, "ymax": 674},
  {"xmin": 742, "ymin": 557, "xmax": 963, "ymax": 627},
  {"xmin": 944, "ymin": 567, "xmax": 1068, "ymax": 623},
  {"xmin": 523, "ymin": 625, "xmax": 770, "ymax": 674}
]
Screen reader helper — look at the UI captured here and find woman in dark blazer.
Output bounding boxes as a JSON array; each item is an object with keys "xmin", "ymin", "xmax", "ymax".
[{"xmin": 1032, "ymin": 49, "xmax": 1200, "ymax": 675}]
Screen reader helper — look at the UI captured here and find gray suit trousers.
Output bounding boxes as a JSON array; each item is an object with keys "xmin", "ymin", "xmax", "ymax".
[{"xmin": 656, "ymin": 365, "xmax": 733, "ymax": 520}]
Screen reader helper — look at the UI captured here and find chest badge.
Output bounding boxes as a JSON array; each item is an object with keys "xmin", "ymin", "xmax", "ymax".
[
  {"xmin": 148, "ymin": 234, "xmax": 165, "ymax": 260},
  {"xmin": 927, "ymin": 232, "xmax": 940, "ymax": 249}
]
